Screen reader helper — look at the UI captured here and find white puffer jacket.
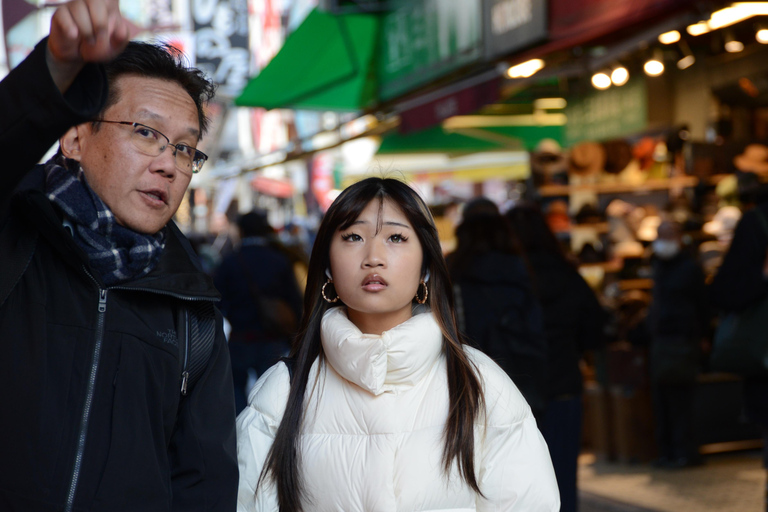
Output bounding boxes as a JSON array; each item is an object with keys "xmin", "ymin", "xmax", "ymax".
[{"xmin": 236, "ymin": 307, "xmax": 560, "ymax": 512}]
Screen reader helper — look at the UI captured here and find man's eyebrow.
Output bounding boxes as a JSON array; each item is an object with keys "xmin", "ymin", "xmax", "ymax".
[{"xmin": 136, "ymin": 110, "xmax": 200, "ymax": 138}]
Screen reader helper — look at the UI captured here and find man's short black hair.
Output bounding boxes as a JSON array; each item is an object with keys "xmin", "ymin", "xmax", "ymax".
[
  {"xmin": 101, "ymin": 41, "xmax": 216, "ymax": 138},
  {"xmin": 237, "ymin": 210, "xmax": 275, "ymax": 238}
]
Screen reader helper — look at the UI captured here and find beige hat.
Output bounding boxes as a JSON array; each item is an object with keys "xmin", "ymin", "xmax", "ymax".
[
  {"xmin": 734, "ymin": 144, "xmax": 768, "ymax": 174},
  {"xmin": 569, "ymin": 142, "xmax": 605, "ymax": 176}
]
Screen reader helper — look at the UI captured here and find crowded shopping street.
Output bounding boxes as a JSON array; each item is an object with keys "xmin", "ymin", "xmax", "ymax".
[{"xmin": 2, "ymin": 0, "xmax": 768, "ymax": 511}]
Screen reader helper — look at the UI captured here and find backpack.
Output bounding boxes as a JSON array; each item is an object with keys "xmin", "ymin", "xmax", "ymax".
[{"xmin": 0, "ymin": 214, "xmax": 216, "ymax": 396}]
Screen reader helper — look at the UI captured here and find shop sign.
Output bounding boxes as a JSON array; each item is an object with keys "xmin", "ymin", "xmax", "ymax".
[
  {"xmin": 482, "ymin": 0, "xmax": 547, "ymax": 59},
  {"xmin": 399, "ymin": 76, "xmax": 500, "ymax": 134},
  {"xmin": 549, "ymin": 0, "xmax": 696, "ymax": 41},
  {"xmin": 192, "ymin": 0, "xmax": 250, "ymax": 98},
  {"xmin": 378, "ymin": 0, "xmax": 483, "ymax": 101},
  {"xmin": 565, "ymin": 79, "xmax": 647, "ymax": 145}
]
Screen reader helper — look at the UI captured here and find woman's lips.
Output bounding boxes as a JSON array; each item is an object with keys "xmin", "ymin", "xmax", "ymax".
[{"xmin": 362, "ymin": 274, "xmax": 388, "ymax": 291}]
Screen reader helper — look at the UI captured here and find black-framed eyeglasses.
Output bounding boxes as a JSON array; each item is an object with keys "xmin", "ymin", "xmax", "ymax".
[{"xmin": 92, "ymin": 120, "xmax": 208, "ymax": 174}]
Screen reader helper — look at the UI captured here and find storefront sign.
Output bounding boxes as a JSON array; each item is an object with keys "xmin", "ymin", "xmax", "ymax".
[
  {"xmin": 378, "ymin": 0, "xmax": 483, "ymax": 101},
  {"xmin": 192, "ymin": 0, "xmax": 250, "ymax": 98},
  {"xmin": 549, "ymin": 0, "xmax": 696, "ymax": 41},
  {"xmin": 399, "ymin": 76, "xmax": 500, "ymax": 133},
  {"xmin": 565, "ymin": 79, "xmax": 647, "ymax": 145},
  {"xmin": 482, "ymin": 0, "xmax": 547, "ymax": 59}
]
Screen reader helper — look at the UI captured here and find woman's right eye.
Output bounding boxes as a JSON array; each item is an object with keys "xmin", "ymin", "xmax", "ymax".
[{"xmin": 340, "ymin": 233, "xmax": 362, "ymax": 242}]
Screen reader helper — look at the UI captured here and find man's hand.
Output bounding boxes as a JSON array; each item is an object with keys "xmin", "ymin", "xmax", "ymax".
[{"xmin": 46, "ymin": 0, "xmax": 130, "ymax": 93}]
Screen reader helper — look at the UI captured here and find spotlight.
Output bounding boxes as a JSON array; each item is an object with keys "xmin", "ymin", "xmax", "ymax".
[
  {"xmin": 611, "ymin": 66, "xmax": 629, "ymax": 86},
  {"xmin": 757, "ymin": 28, "xmax": 768, "ymax": 43},
  {"xmin": 724, "ymin": 30, "xmax": 744, "ymax": 52},
  {"xmin": 644, "ymin": 50, "xmax": 664, "ymax": 76},
  {"xmin": 591, "ymin": 72, "xmax": 611, "ymax": 90},
  {"xmin": 677, "ymin": 40, "xmax": 695, "ymax": 69},
  {"xmin": 658, "ymin": 30, "xmax": 681, "ymax": 44},
  {"xmin": 507, "ymin": 59, "xmax": 545, "ymax": 78}
]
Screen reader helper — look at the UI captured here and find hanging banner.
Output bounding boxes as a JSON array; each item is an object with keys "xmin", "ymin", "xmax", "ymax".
[
  {"xmin": 482, "ymin": 0, "xmax": 547, "ymax": 59},
  {"xmin": 378, "ymin": 0, "xmax": 483, "ymax": 101},
  {"xmin": 192, "ymin": 0, "xmax": 250, "ymax": 98}
]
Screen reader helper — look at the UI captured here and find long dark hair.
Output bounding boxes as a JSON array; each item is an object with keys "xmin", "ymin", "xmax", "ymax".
[
  {"xmin": 260, "ymin": 177, "xmax": 485, "ymax": 510},
  {"xmin": 505, "ymin": 201, "xmax": 570, "ymax": 264}
]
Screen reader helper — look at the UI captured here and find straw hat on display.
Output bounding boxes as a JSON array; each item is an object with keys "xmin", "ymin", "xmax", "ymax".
[
  {"xmin": 603, "ymin": 140, "xmax": 633, "ymax": 174},
  {"xmin": 733, "ymin": 144, "xmax": 768, "ymax": 174},
  {"xmin": 569, "ymin": 142, "xmax": 606, "ymax": 177}
]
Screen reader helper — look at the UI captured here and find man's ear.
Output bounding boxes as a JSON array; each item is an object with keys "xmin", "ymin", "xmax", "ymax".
[{"xmin": 59, "ymin": 125, "xmax": 85, "ymax": 161}]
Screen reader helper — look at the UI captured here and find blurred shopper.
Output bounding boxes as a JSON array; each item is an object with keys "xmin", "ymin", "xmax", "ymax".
[
  {"xmin": 0, "ymin": 1, "xmax": 238, "ymax": 509},
  {"xmin": 236, "ymin": 178, "xmax": 559, "ymax": 511},
  {"xmin": 214, "ymin": 210, "xmax": 302, "ymax": 413},
  {"xmin": 648, "ymin": 220, "xmax": 707, "ymax": 468},
  {"xmin": 710, "ymin": 197, "xmax": 768, "ymax": 506},
  {"xmin": 447, "ymin": 197, "xmax": 548, "ymax": 421},
  {"xmin": 506, "ymin": 202, "xmax": 608, "ymax": 512}
]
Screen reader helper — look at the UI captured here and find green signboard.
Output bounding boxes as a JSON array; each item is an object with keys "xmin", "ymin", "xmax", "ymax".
[
  {"xmin": 378, "ymin": 0, "xmax": 483, "ymax": 101},
  {"xmin": 565, "ymin": 78, "xmax": 648, "ymax": 146}
]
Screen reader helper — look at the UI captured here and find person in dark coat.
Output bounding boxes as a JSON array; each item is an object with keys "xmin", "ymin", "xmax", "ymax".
[
  {"xmin": 0, "ymin": 2, "xmax": 238, "ymax": 510},
  {"xmin": 506, "ymin": 202, "xmax": 607, "ymax": 512},
  {"xmin": 447, "ymin": 198, "xmax": 548, "ymax": 420},
  {"xmin": 648, "ymin": 220, "xmax": 708, "ymax": 468},
  {"xmin": 214, "ymin": 210, "xmax": 303, "ymax": 413},
  {"xmin": 710, "ymin": 198, "xmax": 768, "ymax": 503}
]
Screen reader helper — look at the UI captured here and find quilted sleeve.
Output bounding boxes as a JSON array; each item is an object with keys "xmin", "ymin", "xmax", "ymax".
[
  {"xmin": 467, "ymin": 348, "xmax": 561, "ymax": 511},
  {"xmin": 236, "ymin": 362, "xmax": 291, "ymax": 512}
]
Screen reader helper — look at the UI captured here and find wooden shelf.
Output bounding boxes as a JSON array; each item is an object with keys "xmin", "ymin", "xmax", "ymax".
[{"xmin": 538, "ymin": 176, "xmax": 699, "ymax": 197}]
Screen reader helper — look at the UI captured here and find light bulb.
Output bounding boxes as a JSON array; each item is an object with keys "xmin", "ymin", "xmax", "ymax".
[
  {"xmin": 611, "ymin": 66, "xmax": 629, "ymax": 86},
  {"xmin": 591, "ymin": 72, "xmax": 611, "ymax": 90}
]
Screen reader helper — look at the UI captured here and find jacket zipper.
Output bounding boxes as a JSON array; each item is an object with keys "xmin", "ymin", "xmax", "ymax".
[
  {"xmin": 64, "ymin": 285, "xmax": 108, "ymax": 512},
  {"xmin": 181, "ymin": 309, "xmax": 190, "ymax": 395}
]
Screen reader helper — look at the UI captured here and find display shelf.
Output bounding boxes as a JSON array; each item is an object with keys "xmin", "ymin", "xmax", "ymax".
[{"xmin": 538, "ymin": 176, "xmax": 699, "ymax": 197}]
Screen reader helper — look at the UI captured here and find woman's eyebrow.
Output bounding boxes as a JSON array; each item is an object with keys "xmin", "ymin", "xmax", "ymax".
[{"xmin": 383, "ymin": 221, "xmax": 411, "ymax": 229}]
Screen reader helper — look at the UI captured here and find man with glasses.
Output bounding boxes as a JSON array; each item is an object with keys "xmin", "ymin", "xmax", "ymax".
[{"xmin": 0, "ymin": 1, "xmax": 237, "ymax": 511}]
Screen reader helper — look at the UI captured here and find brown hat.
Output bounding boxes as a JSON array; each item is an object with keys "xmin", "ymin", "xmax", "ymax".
[
  {"xmin": 569, "ymin": 142, "xmax": 605, "ymax": 176},
  {"xmin": 733, "ymin": 144, "xmax": 768, "ymax": 173},
  {"xmin": 602, "ymin": 140, "xmax": 633, "ymax": 174}
]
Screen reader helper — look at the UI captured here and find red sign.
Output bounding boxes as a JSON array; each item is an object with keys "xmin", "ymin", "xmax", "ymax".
[
  {"xmin": 549, "ymin": 0, "xmax": 698, "ymax": 41},
  {"xmin": 399, "ymin": 76, "xmax": 501, "ymax": 134}
]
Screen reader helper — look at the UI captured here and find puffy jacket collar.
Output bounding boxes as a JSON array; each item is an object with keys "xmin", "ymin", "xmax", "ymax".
[
  {"xmin": 13, "ymin": 166, "xmax": 220, "ymax": 300},
  {"xmin": 320, "ymin": 305, "xmax": 443, "ymax": 396}
]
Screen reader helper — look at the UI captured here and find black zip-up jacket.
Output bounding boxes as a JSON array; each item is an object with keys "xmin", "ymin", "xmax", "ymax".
[{"xmin": 0, "ymin": 39, "xmax": 237, "ymax": 511}]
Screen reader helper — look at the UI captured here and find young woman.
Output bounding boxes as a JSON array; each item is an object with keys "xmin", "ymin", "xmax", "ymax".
[{"xmin": 236, "ymin": 178, "xmax": 559, "ymax": 512}]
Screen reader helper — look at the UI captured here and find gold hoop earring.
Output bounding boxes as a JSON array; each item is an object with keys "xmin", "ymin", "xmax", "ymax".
[
  {"xmin": 415, "ymin": 280, "xmax": 428, "ymax": 304},
  {"xmin": 322, "ymin": 278, "xmax": 339, "ymax": 303}
]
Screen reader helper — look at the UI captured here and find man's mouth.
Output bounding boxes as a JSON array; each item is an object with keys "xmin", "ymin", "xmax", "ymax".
[{"xmin": 140, "ymin": 189, "xmax": 168, "ymax": 204}]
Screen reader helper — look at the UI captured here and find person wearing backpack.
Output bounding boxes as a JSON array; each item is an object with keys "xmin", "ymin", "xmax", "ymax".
[
  {"xmin": 214, "ymin": 210, "xmax": 303, "ymax": 413},
  {"xmin": 0, "ymin": 1, "xmax": 237, "ymax": 510},
  {"xmin": 506, "ymin": 202, "xmax": 608, "ymax": 512}
]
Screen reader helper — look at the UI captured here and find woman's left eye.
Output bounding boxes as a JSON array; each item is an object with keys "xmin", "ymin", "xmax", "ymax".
[{"xmin": 388, "ymin": 233, "xmax": 408, "ymax": 243}]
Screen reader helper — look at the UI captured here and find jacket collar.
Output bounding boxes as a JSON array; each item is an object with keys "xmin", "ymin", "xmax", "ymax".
[
  {"xmin": 320, "ymin": 305, "xmax": 443, "ymax": 396},
  {"xmin": 13, "ymin": 166, "xmax": 219, "ymax": 300}
]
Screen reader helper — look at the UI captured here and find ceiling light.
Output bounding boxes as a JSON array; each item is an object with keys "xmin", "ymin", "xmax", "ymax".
[
  {"xmin": 611, "ymin": 66, "xmax": 629, "ymax": 86},
  {"xmin": 658, "ymin": 30, "xmax": 681, "ymax": 44},
  {"xmin": 533, "ymin": 98, "xmax": 567, "ymax": 110},
  {"xmin": 757, "ymin": 28, "xmax": 768, "ymax": 43},
  {"xmin": 591, "ymin": 72, "xmax": 612, "ymax": 90},
  {"xmin": 506, "ymin": 59, "xmax": 545, "ymax": 79},
  {"xmin": 677, "ymin": 40, "xmax": 695, "ymax": 69},
  {"xmin": 686, "ymin": 22, "xmax": 710, "ymax": 36},
  {"xmin": 644, "ymin": 50, "xmax": 664, "ymax": 77},
  {"xmin": 724, "ymin": 30, "xmax": 744, "ymax": 52}
]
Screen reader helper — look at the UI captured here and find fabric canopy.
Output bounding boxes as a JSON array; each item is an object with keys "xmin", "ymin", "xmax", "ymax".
[
  {"xmin": 235, "ymin": 8, "xmax": 379, "ymax": 111},
  {"xmin": 377, "ymin": 124, "xmax": 564, "ymax": 154}
]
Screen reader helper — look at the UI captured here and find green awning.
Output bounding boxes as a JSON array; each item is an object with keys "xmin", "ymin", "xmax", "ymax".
[
  {"xmin": 235, "ymin": 8, "xmax": 379, "ymax": 111},
  {"xmin": 377, "ymin": 124, "xmax": 564, "ymax": 154}
]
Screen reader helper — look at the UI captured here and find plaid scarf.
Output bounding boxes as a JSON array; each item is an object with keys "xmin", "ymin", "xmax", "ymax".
[{"xmin": 44, "ymin": 154, "xmax": 165, "ymax": 286}]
